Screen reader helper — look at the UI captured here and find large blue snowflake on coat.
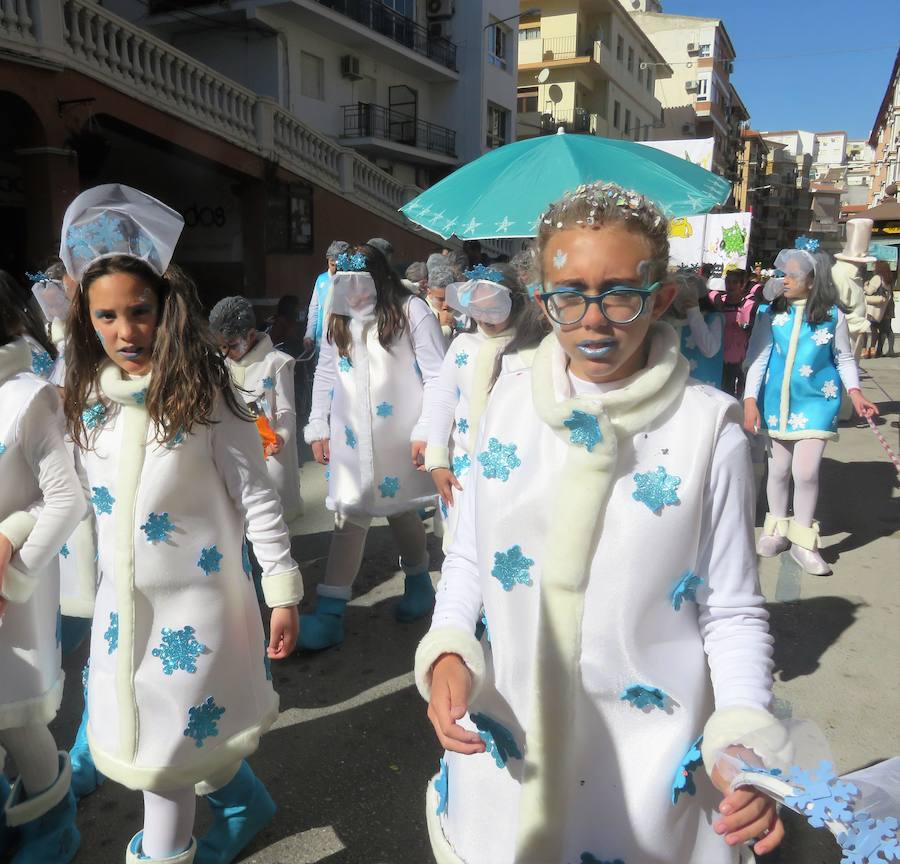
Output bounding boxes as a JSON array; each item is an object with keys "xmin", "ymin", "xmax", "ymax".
[
  {"xmin": 104, "ymin": 612, "xmax": 119, "ymax": 654},
  {"xmin": 379, "ymin": 476, "xmax": 400, "ymax": 498},
  {"xmin": 471, "ymin": 713, "xmax": 522, "ymax": 768},
  {"xmin": 632, "ymin": 466, "xmax": 681, "ymax": 513},
  {"xmin": 31, "ymin": 348, "xmax": 54, "ymax": 377},
  {"xmin": 491, "ymin": 545, "xmax": 534, "ymax": 591},
  {"xmin": 452, "ymin": 453, "xmax": 471, "ymax": 477},
  {"xmin": 435, "ymin": 758, "xmax": 449, "ymax": 816},
  {"xmin": 262, "ymin": 376, "xmax": 274, "ymax": 390},
  {"xmin": 183, "ymin": 696, "xmax": 225, "ymax": 748},
  {"xmin": 457, "ymin": 417, "xmax": 469, "ymax": 434},
  {"xmin": 91, "ymin": 486, "xmax": 115, "ymax": 515},
  {"xmin": 82, "ymin": 402, "xmax": 106, "ymax": 430},
  {"xmin": 564, "ymin": 410, "xmax": 602, "ymax": 452},
  {"xmin": 141, "ymin": 512, "xmax": 176, "ymax": 543},
  {"xmin": 672, "ymin": 735, "xmax": 704, "ymax": 804},
  {"xmin": 620, "ymin": 683, "xmax": 669, "ymax": 711},
  {"xmin": 345, "ymin": 425, "xmax": 357, "ymax": 449},
  {"xmin": 838, "ymin": 815, "xmax": 900, "ymax": 864},
  {"xmin": 197, "ymin": 545, "xmax": 223, "ymax": 575},
  {"xmin": 671, "ymin": 571, "xmax": 704, "ymax": 611},
  {"xmin": 477, "ymin": 438, "xmax": 521, "ymax": 481},
  {"xmin": 152, "ymin": 626, "xmax": 208, "ymax": 675},
  {"xmin": 376, "ymin": 401, "xmax": 393, "ymax": 418}
]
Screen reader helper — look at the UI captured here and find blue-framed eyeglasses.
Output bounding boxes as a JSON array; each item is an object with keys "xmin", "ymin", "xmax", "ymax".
[{"xmin": 539, "ymin": 283, "xmax": 661, "ymax": 325}]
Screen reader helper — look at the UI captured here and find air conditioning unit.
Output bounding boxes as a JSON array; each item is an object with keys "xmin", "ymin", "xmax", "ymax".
[
  {"xmin": 685, "ymin": 80, "xmax": 698, "ymax": 93},
  {"xmin": 681, "ymin": 123, "xmax": 695, "ymax": 134},
  {"xmin": 428, "ymin": 20, "xmax": 447, "ymax": 39},
  {"xmin": 426, "ymin": 0, "xmax": 454, "ymax": 19},
  {"xmin": 686, "ymin": 42, "xmax": 698, "ymax": 54},
  {"xmin": 341, "ymin": 55, "xmax": 362, "ymax": 81}
]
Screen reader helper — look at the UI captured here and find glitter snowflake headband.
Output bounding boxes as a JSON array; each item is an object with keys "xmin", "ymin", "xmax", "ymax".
[
  {"xmin": 795, "ymin": 236, "xmax": 820, "ymax": 253},
  {"xmin": 463, "ymin": 263, "xmax": 503, "ymax": 283},
  {"xmin": 335, "ymin": 251, "xmax": 368, "ymax": 272},
  {"xmin": 540, "ymin": 181, "xmax": 667, "ymax": 232}
]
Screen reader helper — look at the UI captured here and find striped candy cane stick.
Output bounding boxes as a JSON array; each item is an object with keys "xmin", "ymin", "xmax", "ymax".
[{"xmin": 867, "ymin": 416, "xmax": 900, "ymax": 479}]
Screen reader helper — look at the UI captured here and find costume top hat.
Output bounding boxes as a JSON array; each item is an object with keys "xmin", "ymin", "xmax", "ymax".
[{"xmin": 835, "ymin": 218, "xmax": 876, "ymax": 264}]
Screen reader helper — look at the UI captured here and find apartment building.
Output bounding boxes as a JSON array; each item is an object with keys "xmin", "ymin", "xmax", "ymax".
[
  {"xmin": 624, "ymin": 9, "xmax": 749, "ymax": 180},
  {"xmin": 515, "ymin": 0, "xmax": 668, "ymax": 143},
  {"xmin": 869, "ymin": 47, "xmax": 900, "ymax": 205},
  {"xmin": 844, "ymin": 139, "xmax": 875, "ymax": 210}
]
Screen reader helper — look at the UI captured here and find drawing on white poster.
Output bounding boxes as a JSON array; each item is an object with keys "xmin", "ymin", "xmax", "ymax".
[{"xmin": 703, "ymin": 213, "xmax": 752, "ymax": 272}]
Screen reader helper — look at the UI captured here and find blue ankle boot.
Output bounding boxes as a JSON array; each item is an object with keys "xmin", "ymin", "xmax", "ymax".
[
  {"xmin": 394, "ymin": 571, "xmax": 435, "ymax": 622},
  {"xmin": 1, "ymin": 773, "xmax": 13, "ymax": 857},
  {"xmin": 70, "ymin": 687, "xmax": 103, "ymax": 799},
  {"xmin": 6, "ymin": 752, "xmax": 80, "ymax": 864},
  {"xmin": 297, "ymin": 595, "xmax": 347, "ymax": 651},
  {"xmin": 196, "ymin": 762, "xmax": 275, "ymax": 864},
  {"xmin": 126, "ymin": 831, "xmax": 196, "ymax": 862}
]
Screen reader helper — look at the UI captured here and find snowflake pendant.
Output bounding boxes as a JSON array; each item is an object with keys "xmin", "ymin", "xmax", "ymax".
[
  {"xmin": 620, "ymin": 683, "xmax": 669, "ymax": 711},
  {"xmin": 104, "ymin": 612, "xmax": 119, "ymax": 654},
  {"xmin": 379, "ymin": 476, "xmax": 400, "ymax": 498},
  {"xmin": 197, "ymin": 545, "xmax": 223, "ymax": 575},
  {"xmin": 471, "ymin": 713, "xmax": 522, "ymax": 768},
  {"xmin": 670, "ymin": 571, "xmax": 704, "ymax": 611},
  {"xmin": 91, "ymin": 486, "xmax": 115, "ymax": 515},
  {"xmin": 491, "ymin": 545, "xmax": 534, "ymax": 591},
  {"xmin": 564, "ymin": 410, "xmax": 602, "ymax": 453},
  {"xmin": 183, "ymin": 696, "xmax": 225, "ymax": 748},
  {"xmin": 141, "ymin": 512, "xmax": 176, "ymax": 543},
  {"xmin": 632, "ymin": 466, "xmax": 681, "ymax": 513},
  {"xmin": 672, "ymin": 735, "xmax": 703, "ymax": 804},
  {"xmin": 152, "ymin": 625, "xmax": 208, "ymax": 675},
  {"xmin": 376, "ymin": 401, "xmax": 393, "ymax": 418},
  {"xmin": 477, "ymin": 437, "xmax": 521, "ymax": 481}
]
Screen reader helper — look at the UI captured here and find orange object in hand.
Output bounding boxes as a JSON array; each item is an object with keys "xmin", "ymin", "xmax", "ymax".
[{"xmin": 255, "ymin": 414, "xmax": 278, "ymax": 458}]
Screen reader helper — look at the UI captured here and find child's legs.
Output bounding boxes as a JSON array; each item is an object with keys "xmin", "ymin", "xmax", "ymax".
[
  {"xmin": 142, "ymin": 788, "xmax": 196, "ymax": 858},
  {"xmin": 0, "ymin": 725, "xmax": 58, "ymax": 795},
  {"xmin": 790, "ymin": 438, "xmax": 827, "ymax": 527},
  {"xmin": 320, "ymin": 512, "xmax": 371, "ymax": 598},
  {"xmin": 766, "ymin": 438, "xmax": 794, "ymax": 518},
  {"xmin": 386, "ymin": 510, "xmax": 429, "ymax": 572}
]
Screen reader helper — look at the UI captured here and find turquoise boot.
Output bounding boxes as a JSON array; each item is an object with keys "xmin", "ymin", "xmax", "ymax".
[
  {"xmin": 394, "ymin": 571, "xmax": 435, "ymax": 622},
  {"xmin": 59, "ymin": 615, "xmax": 91, "ymax": 656},
  {"xmin": 1, "ymin": 773, "xmax": 13, "ymax": 857},
  {"xmin": 127, "ymin": 832, "xmax": 196, "ymax": 862},
  {"xmin": 196, "ymin": 762, "xmax": 275, "ymax": 864},
  {"xmin": 6, "ymin": 752, "xmax": 80, "ymax": 864},
  {"xmin": 297, "ymin": 594, "xmax": 347, "ymax": 651},
  {"xmin": 69, "ymin": 675, "xmax": 103, "ymax": 799}
]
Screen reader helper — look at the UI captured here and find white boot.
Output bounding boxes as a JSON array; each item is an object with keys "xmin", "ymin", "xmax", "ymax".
[
  {"xmin": 757, "ymin": 513, "xmax": 790, "ymax": 557},
  {"xmin": 787, "ymin": 520, "xmax": 832, "ymax": 576},
  {"xmin": 126, "ymin": 832, "xmax": 197, "ymax": 863}
]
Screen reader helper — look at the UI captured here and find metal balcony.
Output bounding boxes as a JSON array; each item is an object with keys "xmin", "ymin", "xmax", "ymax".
[
  {"xmin": 341, "ymin": 103, "xmax": 456, "ymax": 162},
  {"xmin": 540, "ymin": 108, "xmax": 596, "ymax": 135}
]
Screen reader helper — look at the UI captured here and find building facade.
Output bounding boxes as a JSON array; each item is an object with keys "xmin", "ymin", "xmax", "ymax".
[
  {"xmin": 869, "ymin": 47, "xmax": 900, "ymax": 205},
  {"xmin": 515, "ymin": 0, "xmax": 668, "ymax": 143}
]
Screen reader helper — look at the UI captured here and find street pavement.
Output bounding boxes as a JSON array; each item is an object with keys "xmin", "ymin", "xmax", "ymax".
[{"xmin": 52, "ymin": 355, "xmax": 899, "ymax": 864}]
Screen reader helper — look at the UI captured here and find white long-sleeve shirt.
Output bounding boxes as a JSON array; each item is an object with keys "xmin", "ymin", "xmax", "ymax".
[{"xmin": 685, "ymin": 306, "xmax": 724, "ymax": 357}]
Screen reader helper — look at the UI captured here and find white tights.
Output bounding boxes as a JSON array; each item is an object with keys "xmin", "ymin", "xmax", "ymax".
[
  {"xmin": 141, "ymin": 788, "xmax": 196, "ymax": 859},
  {"xmin": 0, "ymin": 725, "xmax": 59, "ymax": 796},
  {"xmin": 319, "ymin": 509, "xmax": 428, "ymax": 597},
  {"xmin": 766, "ymin": 438, "xmax": 827, "ymax": 528}
]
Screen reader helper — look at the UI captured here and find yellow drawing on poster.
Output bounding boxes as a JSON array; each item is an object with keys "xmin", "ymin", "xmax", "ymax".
[{"xmin": 669, "ymin": 217, "xmax": 693, "ymax": 239}]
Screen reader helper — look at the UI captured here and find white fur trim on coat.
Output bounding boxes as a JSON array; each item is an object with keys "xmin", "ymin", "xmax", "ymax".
[
  {"xmin": 261, "ymin": 567, "xmax": 303, "ymax": 607},
  {"xmin": 304, "ymin": 418, "xmax": 331, "ymax": 444},
  {"xmin": 415, "ymin": 626, "xmax": 485, "ymax": 704},
  {"xmin": 0, "ymin": 673, "xmax": 64, "ymax": 729},
  {"xmin": 0, "ymin": 510, "xmax": 37, "ymax": 550},
  {"xmin": 5, "ymin": 751, "xmax": 71, "ymax": 827},
  {"xmin": 0, "ymin": 510, "xmax": 40, "ymax": 605},
  {"xmin": 425, "ymin": 444, "xmax": 451, "ymax": 472},
  {"xmin": 701, "ymin": 705, "xmax": 793, "ymax": 775}
]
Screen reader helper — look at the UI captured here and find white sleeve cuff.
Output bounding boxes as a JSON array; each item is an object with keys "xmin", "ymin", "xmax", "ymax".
[
  {"xmin": 261, "ymin": 567, "xmax": 304, "ymax": 608},
  {"xmin": 701, "ymin": 705, "xmax": 793, "ymax": 776},
  {"xmin": 415, "ymin": 626, "xmax": 485, "ymax": 704},
  {"xmin": 0, "ymin": 511, "xmax": 37, "ymax": 551},
  {"xmin": 303, "ymin": 419, "xmax": 330, "ymax": 444},
  {"xmin": 424, "ymin": 444, "xmax": 451, "ymax": 472},
  {"xmin": 410, "ymin": 422, "xmax": 428, "ymax": 443}
]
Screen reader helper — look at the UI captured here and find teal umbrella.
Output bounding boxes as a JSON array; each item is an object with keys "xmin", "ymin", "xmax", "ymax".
[{"xmin": 400, "ymin": 131, "xmax": 732, "ymax": 240}]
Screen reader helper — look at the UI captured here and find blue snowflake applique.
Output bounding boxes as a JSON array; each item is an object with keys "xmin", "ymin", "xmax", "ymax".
[
  {"xmin": 580, "ymin": 855, "xmax": 625, "ymax": 864},
  {"xmin": 165, "ymin": 428, "xmax": 187, "ymax": 450},
  {"xmin": 264, "ymin": 639, "xmax": 272, "ymax": 681},
  {"xmin": 141, "ymin": 512, "xmax": 176, "ymax": 543},
  {"xmin": 104, "ymin": 612, "xmax": 119, "ymax": 654},
  {"xmin": 672, "ymin": 735, "xmax": 704, "ymax": 804},
  {"xmin": 376, "ymin": 401, "xmax": 393, "ymax": 418},
  {"xmin": 455, "ymin": 351, "xmax": 469, "ymax": 367},
  {"xmin": 197, "ymin": 545, "xmax": 223, "ymax": 575},
  {"xmin": 439, "ymin": 498, "xmax": 449, "ymax": 519},
  {"xmin": 338, "ymin": 356, "xmax": 352, "ymax": 373},
  {"xmin": 60, "ymin": 543, "xmax": 70, "ymax": 558},
  {"xmin": 345, "ymin": 425, "xmax": 358, "ymax": 449},
  {"xmin": 620, "ymin": 683, "xmax": 669, "ymax": 711},
  {"xmin": 152, "ymin": 625, "xmax": 208, "ymax": 675},
  {"xmin": 471, "ymin": 713, "xmax": 523, "ymax": 768},
  {"xmin": 379, "ymin": 476, "xmax": 400, "ymax": 498},
  {"xmin": 56, "ymin": 607, "xmax": 62, "ymax": 647},
  {"xmin": 457, "ymin": 417, "xmax": 469, "ymax": 434},
  {"xmin": 435, "ymin": 758, "xmax": 449, "ymax": 815},
  {"xmin": 452, "ymin": 453, "xmax": 471, "ymax": 477},
  {"xmin": 65, "ymin": 214, "xmax": 125, "ymax": 261},
  {"xmin": 241, "ymin": 541, "xmax": 252, "ymax": 579},
  {"xmin": 0, "ymin": 442, "xmax": 6, "ymax": 456},
  {"xmin": 91, "ymin": 486, "xmax": 115, "ymax": 515},
  {"xmin": 632, "ymin": 466, "xmax": 681, "ymax": 514},
  {"xmin": 564, "ymin": 410, "xmax": 602, "ymax": 453},
  {"xmin": 183, "ymin": 696, "xmax": 225, "ymax": 748},
  {"xmin": 838, "ymin": 815, "xmax": 900, "ymax": 864},
  {"xmin": 133, "ymin": 388, "xmax": 147, "ymax": 406},
  {"xmin": 262, "ymin": 376, "xmax": 274, "ymax": 390},
  {"xmin": 491, "ymin": 545, "xmax": 535, "ymax": 591},
  {"xmin": 671, "ymin": 571, "xmax": 704, "ymax": 611},
  {"xmin": 31, "ymin": 348, "xmax": 54, "ymax": 377},
  {"xmin": 82, "ymin": 402, "xmax": 106, "ymax": 430},
  {"xmin": 477, "ymin": 437, "xmax": 522, "ymax": 481},
  {"xmin": 783, "ymin": 762, "xmax": 860, "ymax": 829}
]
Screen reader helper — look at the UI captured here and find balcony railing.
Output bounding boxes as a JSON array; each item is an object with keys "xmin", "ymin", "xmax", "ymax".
[
  {"xmin": 341, "ymin": 103, "xmax": 456, "ymax": 158},
  {"xmin": 540, "ymin": 108, "xmax": 596, "ymax": 135},
  {"xmin": 540, "ymin": 36, "xmax": 591, "ymax": 62},
  {"xmin": 312, "ymin": 0, "xmax": 457, "ymax": 71}
]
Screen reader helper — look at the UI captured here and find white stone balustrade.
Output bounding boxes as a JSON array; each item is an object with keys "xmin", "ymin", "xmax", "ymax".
[{"xmin": 0, "ymin": 0, "xmax": 35, "ymax": 42}]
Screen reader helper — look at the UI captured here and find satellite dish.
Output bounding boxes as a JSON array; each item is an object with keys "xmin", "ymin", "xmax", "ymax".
[
  {"xmin": 548, "ymin": 84, "xmax": 563, "ymax": 104},
  {"xmin": 537, "ymin": 68, "xmax": 550, "ymax": 84}
]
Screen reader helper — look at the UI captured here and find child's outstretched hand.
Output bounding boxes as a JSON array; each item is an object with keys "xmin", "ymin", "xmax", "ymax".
[
  {"xmin": 268, "ymin": 605, "xmax": 299, "ymax": 659},
  {"xmin": 0, "ymin": 532, "xmax": 11, "ymax": 618},
  {"xmin": 431, "ymin": 468, "xmax": 463, "ymax": 509},
  {"xmin": 849, "ymin": 388, "xmax": 879, "ymax": 420},
  {"xmin": 711, "ymin": 754, "xmax": 783, "ymax": 856},
  {"xmin": 427, "ymin": 653, "xmax": 485, "ymax": 756}
]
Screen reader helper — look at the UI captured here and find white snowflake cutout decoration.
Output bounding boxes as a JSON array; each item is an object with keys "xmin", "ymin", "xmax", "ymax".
[
  {"xmin": 811, "ymin": 327, "xmax": 834, "ymax": 347},
  {"xmin": 821, "ymin": 379, "xmax": 838, "ymax": 400},
  {"xmin": 788, "ymin": 412, "xmax": 809, "ymax": 430},
  {"xmin": 799, "ymin": 365, "xmax": 814, "ymax": 378},
  {"xmin": 767, "ymin": 415, "xmax": 779, "ymax": 427},
  {"xmin": 772, "ymin": 312, "xmax": 791, "ymax": 327}
]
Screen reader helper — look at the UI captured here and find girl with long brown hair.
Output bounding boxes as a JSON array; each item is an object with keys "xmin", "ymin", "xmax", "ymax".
[
  {"xmin": 59, "ymin": 184, "xmax": 301, "ymax": 864},
  {"xmin": 302, "ymin": 244, "xmax": 445, "ymax": 651}
]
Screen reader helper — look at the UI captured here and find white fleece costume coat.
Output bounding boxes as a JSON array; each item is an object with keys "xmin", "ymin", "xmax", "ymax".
[
  {"xmin": 415, "ymin": 326, "xmax": 787, "ymax": 864},
  {"xmin": 78, "ymin": 364, "xmax": 302, "ymax": 792},
  {"xmin": 305, "ymin": 296, "xmax": 444, "ymax": 518},
  {"xmin": 227, "ymin": 333, "xmax": 304, "ymax": 534},
  {"xmin": 0, "ymin": 338, "xmax": 84, "ymax": 729}
]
